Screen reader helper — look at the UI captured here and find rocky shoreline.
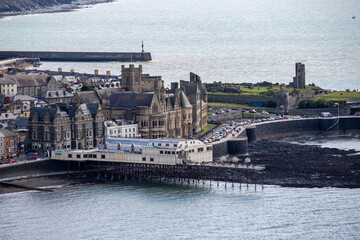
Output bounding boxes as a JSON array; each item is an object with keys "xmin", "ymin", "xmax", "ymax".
[
  {"xmin": 247, "ymin": 139, "xmax": 360, "ymax": 188},
  {"xmin": 0, "ymin": 0, "xmax": 115, "ymax": 19}
]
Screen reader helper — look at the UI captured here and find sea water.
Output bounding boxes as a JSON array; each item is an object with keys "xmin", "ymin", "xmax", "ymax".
[
  {"xmin": 0, "ymin": 0, "xmax": 359, "ymax": 90},
  {"xmin": 0, "ymin": 182, "xmax": 359, "ymax": 239},
  {"xmin": 0, "ymin": 1, "xmax": 359, "ymax": 238}
]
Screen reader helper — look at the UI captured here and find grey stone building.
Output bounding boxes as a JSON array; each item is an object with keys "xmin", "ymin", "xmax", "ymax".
[
  {"xmin": 28, "ymin": 103, "xmax": 104, "ymax": 151},
  {"xmin": 3, "ymin": 73, "xmax": 64, "ymax": 97},
  {"xmin": 292, "ymin": 62, "xmax": 306, "ymax": 89},
  {"xmin": 180, "ymin": 72, "xmax": 208, "ymax": 133}
]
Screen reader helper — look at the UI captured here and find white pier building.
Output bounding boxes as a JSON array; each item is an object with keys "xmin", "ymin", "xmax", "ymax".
[{"xmin": 52, "ymin": 138, "xmax": 213, "ymax": 165}]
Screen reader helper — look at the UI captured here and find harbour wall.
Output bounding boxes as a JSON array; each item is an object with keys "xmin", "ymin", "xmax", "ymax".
[
  {"xmin": 248, "ymin": 117, "xmax": 360, "ymax": 141},
  {"xmin": 0, "ymin": 51, "xmax": 152, "ymax": 62},
  {"xmin": 214, "ymin": 117, "xmax": 360, "ymax": 158},
  {"xmin": 0, "ymin": 160, "xmax": 71, "ymax": 180}
]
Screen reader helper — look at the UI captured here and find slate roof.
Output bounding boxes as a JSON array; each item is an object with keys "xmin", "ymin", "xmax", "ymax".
[
  {"xmin": 0, "ymin": 128, "xmax": 17, "ymax": 137},
  {"xmin": 8, "ymin": 117, "xmax": 28, "ymax": 127},
  {"xmin": 4, "ymin": 74, "xmax": 49, "ymax": 87},
  {"xmin": 0, "ymin": 78, "xmax": 17, "ymax": 85},
  {"xmin": 30, "ymin": 107, "xmax": 57, "ymax": 121},
  {"xmin": 59, "ymin": 104, "xmax": 99, "ymax": 117},
  {"xmin": 44, "ymin": 90, "xmax": 74, "ymax": 99},
  {"xmin": 76, "ymin": 91, "xmax": 101, "ymax": 104},
  {"xmin": 110, "ymin": 92, "xmax": 154, "ymax": 108}
]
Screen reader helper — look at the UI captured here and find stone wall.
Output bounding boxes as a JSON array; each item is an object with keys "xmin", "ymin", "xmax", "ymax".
[
  {"xmin": 208, "ymin": 94, "xmax": 275, "ymax": 106},
  {"xmin": 212, "ymin": 141, "xmax": 228, "ymax": 158},
  {"xmin": 289, "ymin": 108, "xmax": 350, "ymax": 116},
  {"xmin": 0, "ymin": 159, "xmax": 70, "ymax": 180},
  {"xmin": 248, "ymin": 117, "xmax": 360, "ymax": 141},
  {"xmin": 0, "ymin": 51, "xmax": 152, "ymax": 62}
]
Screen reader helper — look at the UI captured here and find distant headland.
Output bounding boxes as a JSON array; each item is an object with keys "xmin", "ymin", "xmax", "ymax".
[{"xmin": 0, "ymin": 0, "xmax": 115, "ymax": 19}]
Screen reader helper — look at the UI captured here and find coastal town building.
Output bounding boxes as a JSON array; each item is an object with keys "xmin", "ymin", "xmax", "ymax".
[
  {"xmin": 28, "ymin": 103, "xmax": 104, "ymax": 151},
  {"xmin": 1, "ymin": 73, "xmax": 64, "ymax": 97},
  {"xmin": 0, "ymin": 78, "xmax": 17, "ymax": 95},
  {"xmin": 103, "ymin": 65, "xmax": 208, "ymax": 138},
  {"xmin": 104, "ymin": 121, "xmax": 139, "ymax": 139},
  {"xmin": 0, "ymin": 128, "xmax": 19, "ymax": 158},
  {"xmin": 52, "ymin": 138, "xmax": 213, "ymax": 165}
]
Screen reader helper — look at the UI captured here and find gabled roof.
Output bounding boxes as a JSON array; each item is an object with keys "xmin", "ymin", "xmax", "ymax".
[
  {"xmin": 0, "ymin": 128, "xmax": 17, "ymax": 137},
  {"xmin": 4, "ymin": 74, "xmax": 49, "ymax": 87},
  {"xmin": 30, "ymin": 107, "xmax": 57, "ymax": 121},
  {"xmin": 8, "ymin": 117, "xmax": 28, "ymax": 127},
  {"xmin": 109, "ymin": 92, "xmax": 154, "ymax": 108},
  {"xmin": 75, "ymin": 91, "xmax": 101, "ymax": 104}
]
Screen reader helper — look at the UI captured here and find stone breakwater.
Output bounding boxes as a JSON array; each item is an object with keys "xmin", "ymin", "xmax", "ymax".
[{"xmin": 0, "ymin": 51, "xmax": 152, "ymax": 62}]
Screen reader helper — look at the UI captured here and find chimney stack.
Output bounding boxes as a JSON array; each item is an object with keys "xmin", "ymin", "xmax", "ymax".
[
  {"xmin": 94, "ymin": 69, "xmax": 99, "ymax": 76},
  {"xmin": 106, "ymin": 71, "xmax": 111, "ymax": 77},
  {"xmin": 58, "ymin": 68, "xmax": 62, "ymax": 73},
  {"xmin": 70, "ymin": 69, "xmax": 74, "ymax": 74}
]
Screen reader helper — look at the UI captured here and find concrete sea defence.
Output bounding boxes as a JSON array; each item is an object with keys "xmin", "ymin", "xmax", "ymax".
[
  {"xmin": 249, "ymin": 117, "xmax": 360, "ymax": 141},
  {"xmin": 0, "ymin": 51, "xmax": 152, "ymax": 62}
]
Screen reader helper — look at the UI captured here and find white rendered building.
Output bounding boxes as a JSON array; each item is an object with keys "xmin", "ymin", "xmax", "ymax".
[{"xmin": 52, "ymin": 138, "xmax": 213, "ymax": 165}]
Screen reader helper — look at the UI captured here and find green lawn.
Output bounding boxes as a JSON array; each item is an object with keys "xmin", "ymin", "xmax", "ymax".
[
  {"xmin": 317, "ymin": 91, "xmax": 360, "ymax": 101},
  {"xmin": 241, "ymin": 113, "xmax": 270, "ymax": 119},
  {"xmin": 209, "ymin": 84, "xmax": 312, "ymax": 97},
  {"xmin": 208, "ymin": 102, "xmax": 253, "ymax": 109},
  {"xmin": 199, "ymin": 124, "xmax": 216, "ymax": 136}
]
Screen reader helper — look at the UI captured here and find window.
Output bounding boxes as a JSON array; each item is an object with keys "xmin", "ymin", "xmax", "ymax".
[
  {"xmin": 101, "ymin": 155, "xmax": 106, "ymax": 159},
  {"xmin": 198, "ymin": 147, "xmax": 204, "ymax": 152},
  {"xmin": 160, "ymin": 151, "xmax": 163, "ymax": 154},
  {"xmin": 150, "ymin": 158, "xmax": 154, "ymax": 162},
  {"xmin": 172, "ymin": 151, "xmax": 175, "ymax": 154},
  {"xmin": 142, "ymin": 157, "xmax": 146, "ymax": 161},
  {"xmin": 68, "ymin": 154, "xmax": 72, "ymax": 158},
  {"xmin": 174, "ymin": 144, "xmax": 177, "ymax": 147},
  {"xmin": 77, "ymin": 154, "xmax": 81, "ymax": 158},
  {"xmin": 84, "ymin": 154, "xmax": 88, "ymax": 158},
  {"xmin": 92, "ymin": 154, "xmax": 97, "ymax": 158},
  {"xmin": 166, "ymin": 144, "xmax": 169, "ymax": 146},
  {"xmin": 158, "ymin": 143, "xmax": 161, "ymax": 146}
]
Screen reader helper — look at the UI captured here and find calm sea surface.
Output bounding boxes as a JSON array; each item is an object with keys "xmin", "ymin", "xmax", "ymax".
[
  {"xmin": 0, "ymin": 0, "xmax": 360, "ymax": 90},
  {"xmin": 1, "ymin": 1, "xmax": 360, "ymax": 239},
  {"xmin": 0, "ymin": 183, "xmax": 359, "ymax": 240}
]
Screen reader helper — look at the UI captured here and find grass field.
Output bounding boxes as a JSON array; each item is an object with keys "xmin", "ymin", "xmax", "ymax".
[
  {"xmin": 241, "ymin": 113, "xmax": 270, "ymax": 119},
  {"xmin": 208, "ymin": 102, "xmax": 253, "ymax": 109},
  {"xmin": 209, "ymin": 84, "xmax": 312, "ymax": 97},
  {"xmin": 199, "ymin": 124, "xmax": 217, "ymax": 136},
  {"xmin": 317, "ymin": 91, "xmax": 360, "ymax": 101}
]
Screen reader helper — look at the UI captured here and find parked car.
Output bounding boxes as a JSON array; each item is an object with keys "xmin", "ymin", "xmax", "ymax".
[
  {"xmin": 354, "ymin": 112, "xmax": 360, "ymax": 117},
  {"xmin": 320, "ymin": 112, "xmax": 333, "ymax": 117},
  {"xmin": 249, "ymin": 109, "xmax": 257, "ymax": 113}
]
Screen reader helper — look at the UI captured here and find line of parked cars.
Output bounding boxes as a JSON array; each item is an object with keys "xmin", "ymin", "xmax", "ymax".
[{"xmin": 201, "ymin": 121, "xmax": 247, "ymax": 143}]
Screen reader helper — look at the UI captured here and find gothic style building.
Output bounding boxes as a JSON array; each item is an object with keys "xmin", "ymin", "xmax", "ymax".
[
  {"xmin": 28, "ymin": 103, "xmax": 104, "ymax": 151},
  {"xmin": 102, "ymin": 65, "xmax": 208, "ymax": 138}
]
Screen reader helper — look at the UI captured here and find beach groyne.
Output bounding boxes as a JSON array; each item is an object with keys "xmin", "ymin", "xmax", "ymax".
[{"xmin": 0, "ymin": 51, "xmax": 152, "ymax": 62}]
